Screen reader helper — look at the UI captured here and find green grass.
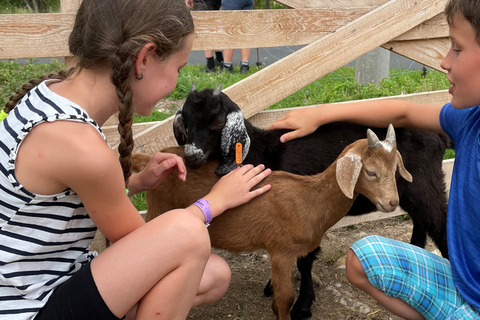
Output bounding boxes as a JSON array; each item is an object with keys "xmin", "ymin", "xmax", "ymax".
[{"xmin": 0, "ymin": 0, "xmax": 60, "ymax": 13}]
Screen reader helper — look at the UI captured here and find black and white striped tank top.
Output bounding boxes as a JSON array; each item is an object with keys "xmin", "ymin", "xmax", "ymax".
[{"xmin": 0, "ymin": 80, "xmax": 106, "ymax": 319}]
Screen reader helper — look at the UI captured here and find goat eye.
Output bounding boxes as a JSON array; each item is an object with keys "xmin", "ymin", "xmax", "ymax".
[
  {"xmin": 366, "ymin": 170, "xmax": 377, "ymax": 177},
  {"xmin": 210, "ymin": 119, "xmax": 225, "ymax": 130}
]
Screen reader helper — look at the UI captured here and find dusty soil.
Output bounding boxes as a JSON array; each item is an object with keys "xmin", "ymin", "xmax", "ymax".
[{"xmin": 187, "ymin": 216, "xmax": 439, "ymax": 320}]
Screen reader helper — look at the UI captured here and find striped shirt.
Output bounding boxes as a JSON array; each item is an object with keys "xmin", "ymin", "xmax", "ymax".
[{"xmin": 0, "ymin": 81, "xmax": 106, "ymax": 319}]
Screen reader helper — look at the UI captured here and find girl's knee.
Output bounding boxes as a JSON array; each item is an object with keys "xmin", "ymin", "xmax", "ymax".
[{"xmin": 151, "ymin": 209, "xmax": 211, "ymax": 258}]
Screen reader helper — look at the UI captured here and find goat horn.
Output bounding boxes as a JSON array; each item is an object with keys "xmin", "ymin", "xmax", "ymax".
[
  {"xmin": 213, "ymin": 84, "xmax": 222, "ymax": 96},
  {"xmin": 367, "ymin": 129, "xmax": 381, "ymax": 149},
  {"xmin": 385, "ymin": 123, "xmax": 396, "ymax": 146},
  {"xmin": 191, "ymin": 82, "xmax": 196, "ymax": 92}
]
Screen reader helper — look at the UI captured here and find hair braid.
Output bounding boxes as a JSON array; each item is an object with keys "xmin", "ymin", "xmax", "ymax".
[
  {"xmin": 4, "ymin": 68, "xmax": 75, "ymax": 113},
  {"xmin": 111, "ymin": 47, "xmax": 135, "ymax": 186}
]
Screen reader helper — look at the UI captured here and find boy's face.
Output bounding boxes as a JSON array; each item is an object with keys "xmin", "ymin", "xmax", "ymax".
[{"xmin": 441, "ymin": 14, "xmax": 480, "ymax": 109}]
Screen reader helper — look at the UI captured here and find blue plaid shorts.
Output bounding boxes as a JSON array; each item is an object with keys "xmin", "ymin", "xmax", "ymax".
[{"xmin": 351, "ymin": 235, "xmax": 479, "ymax": 320}]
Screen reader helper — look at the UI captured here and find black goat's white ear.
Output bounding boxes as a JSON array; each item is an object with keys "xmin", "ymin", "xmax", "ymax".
[
  {"xmin": 396, "ymin": 150, "xmax": 413, "ymax": 182},
  {"xmin": 173, "ymin": 106, "xmax": 187, "ymax": 145},
  {"xmin": 336, "ymin": 152, "xmax": 362, "ymax": 199},
  {"xmin": 191, "ymin": 81, "xmax": 196, "ymax": 92},
  {"xmin": 215, "ymin": 110, "xmax": 251, "ymax": 175}
]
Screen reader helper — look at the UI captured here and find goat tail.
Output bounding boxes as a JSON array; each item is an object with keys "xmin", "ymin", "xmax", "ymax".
[{"xmin": 131, "ymin": 153, "xmax": 151, "ymax": 173}]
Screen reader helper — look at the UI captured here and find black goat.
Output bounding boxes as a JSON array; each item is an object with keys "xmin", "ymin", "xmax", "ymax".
[{"xmin": 173, "ymin": 84, "xmax": 449, "ymax": 320}]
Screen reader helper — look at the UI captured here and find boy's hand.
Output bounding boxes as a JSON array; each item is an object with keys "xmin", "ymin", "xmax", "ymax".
[{"xmin": 266, "ymin": 107, "xmax": 321, "ymax": 143}]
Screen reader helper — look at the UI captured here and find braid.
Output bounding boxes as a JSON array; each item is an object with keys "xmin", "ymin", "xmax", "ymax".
[
  {"xmin": 4, "ymin": 68, "xmax": 75, "ymax": 113},
  {"xmin": 111, "ymin": 48, "xmax": 135, "ymax": 186}
]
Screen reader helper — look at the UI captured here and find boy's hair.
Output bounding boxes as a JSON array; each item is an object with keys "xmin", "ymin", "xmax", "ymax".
[
  {"xmin": 445, "ymin": 0, "xmax": 480, "ymax": 44},
  {"xmin": 5, "ymin": 0, "xmax": 194, "ymax": 185}
]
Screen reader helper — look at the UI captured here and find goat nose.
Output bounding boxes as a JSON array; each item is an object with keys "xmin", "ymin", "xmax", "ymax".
[{"xmin": 390, "ymin": 199, "xmax": 399, "ymax": 210}]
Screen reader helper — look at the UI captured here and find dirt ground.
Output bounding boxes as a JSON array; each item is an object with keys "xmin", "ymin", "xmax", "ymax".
[{"xmin": 187, "ymin": 216, "xmax": 439, "ymax": 320}]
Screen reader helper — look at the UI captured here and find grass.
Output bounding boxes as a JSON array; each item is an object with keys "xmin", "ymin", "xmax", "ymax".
[
  {"xmin": 0, "ymin": 59, "xmax": 455, "ymax": 160},
  {"xmin": 0, "ymin": 0, "xmax": 60, "ymax": 14}
]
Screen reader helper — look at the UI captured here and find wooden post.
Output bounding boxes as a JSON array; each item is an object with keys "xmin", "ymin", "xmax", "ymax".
[{"xmin": 355, "ymin": 47, "xmax": 390, "ymax": 85}]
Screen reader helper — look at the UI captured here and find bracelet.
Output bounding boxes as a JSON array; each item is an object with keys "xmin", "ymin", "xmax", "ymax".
[{"xmin": 193, "ymin": 198, "xmax": 212, "ymax": 227}]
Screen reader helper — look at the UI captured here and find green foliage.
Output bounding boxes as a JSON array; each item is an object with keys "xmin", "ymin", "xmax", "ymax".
[
  {"xmin": 0, "ymin": 0, "xmax": 60, "ymax": 13},
  {"xmin": 129, "ymin": 192, "xmax": 147, "ymax": 212},
  {"xmin": 444, "ymin": 148, "xmax": 455, "ymax": 160},
  {"xmin": 0, "ymin": 59, "xmax": 64, "ymax": 110},
  {"xmin": 134, "ymin": 109, "xmax": 173, "ymax": 123},
  {"xmin": 254, "ymin": 0, "xmax": 287, "ymax": 9}
]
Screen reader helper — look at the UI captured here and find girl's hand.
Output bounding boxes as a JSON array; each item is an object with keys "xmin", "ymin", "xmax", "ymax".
[
  {"xmin": 129, "ymin": 152, "xmax": 186, "ymax": 195},
  {"xmin": 266, "ymin": 106, "xmax": 322, "ymax": 143},
  {"xmin": 204, "ymin": 164, "xmax": 272, "ymax": 217}
]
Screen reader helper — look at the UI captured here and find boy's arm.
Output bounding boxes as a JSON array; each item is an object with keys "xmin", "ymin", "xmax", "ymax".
[{"xmin": 267, "ymin": 100, "xmax": 444, "ymax": 143}]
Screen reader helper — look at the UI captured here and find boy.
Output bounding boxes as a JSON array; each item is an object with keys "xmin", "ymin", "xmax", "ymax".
[{"xmin": 268, "ymin": 0, "xmax": 480, "ymax": 318}]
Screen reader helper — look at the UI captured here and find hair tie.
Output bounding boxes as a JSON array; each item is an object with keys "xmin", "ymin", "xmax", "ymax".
[{"xmin": 0, "ymin": 110, "xmax": 8, "ymax": 121}]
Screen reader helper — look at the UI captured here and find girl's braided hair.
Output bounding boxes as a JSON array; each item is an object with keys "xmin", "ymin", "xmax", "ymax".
[{"xmin": 5, "ymin": 0, "xmax": 194, "ymax": 186}]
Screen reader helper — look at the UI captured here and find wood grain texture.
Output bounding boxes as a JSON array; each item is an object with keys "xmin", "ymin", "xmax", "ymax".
[{"xmin": 383, "ymin": 38, "xmax": 450, "ymax": 72}]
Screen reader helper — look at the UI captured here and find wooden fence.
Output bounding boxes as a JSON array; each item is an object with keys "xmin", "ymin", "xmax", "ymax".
[{"xmin": 1, "ymin": 0, "xmax": 454, "ymax": 251}]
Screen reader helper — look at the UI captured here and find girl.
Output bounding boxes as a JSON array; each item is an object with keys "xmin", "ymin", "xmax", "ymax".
[{"xmin": 0, "ymin": 0, "xmax": 271, "ymax": 319}]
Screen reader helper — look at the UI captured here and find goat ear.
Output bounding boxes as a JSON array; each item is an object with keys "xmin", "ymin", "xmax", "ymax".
[
  {"xmin": 336, "ymin": 152, "xmax": 363, "ymax": 199},
  {"xmin": 215, "ymin": 110, "xmax": 251, "ymax": 175},
  {"xmin": 213, "ymin": 84, "xmax": 222, "ymax": 96},
  {"xmin": 396, "ymin": 150, "xmax": 413, "ymax": 182},
  {"xmin": 173, "ymin": 107, "xmax": 187, "ymax": 145}
]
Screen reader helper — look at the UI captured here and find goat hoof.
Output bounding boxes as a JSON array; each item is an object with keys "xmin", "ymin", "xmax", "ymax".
[
  {"xmin": 264, "ymin": 280, "xmax": 274, "ymax": 297},
  {"xmin": 290, "ymin": 305, "xmax": 313, "ymax": 320}
]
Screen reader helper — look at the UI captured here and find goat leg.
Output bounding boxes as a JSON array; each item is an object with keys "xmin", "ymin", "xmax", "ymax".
[
  {"xmin": 290, "ymin": 247, "xmax": 320, "ymax": 320},
  {"xmin": 270, "ymin": 253, "xmax": 297, "ymax": 320}
]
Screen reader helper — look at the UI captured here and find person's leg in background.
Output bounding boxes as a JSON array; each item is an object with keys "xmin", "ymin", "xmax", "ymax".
[
  {"xmin": 193, "ymin": 0, "xmax": 224, "ymax": 72},
  {"xmin": 221, "ymin": 0, "xmax": 254, "ymax": 73}
]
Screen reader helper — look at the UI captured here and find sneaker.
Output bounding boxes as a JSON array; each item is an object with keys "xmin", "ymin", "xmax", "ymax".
[
  {"xmin": 215, "ymin": 59, "xmax": 224, "ymax": 70},
  {"xmin": 240, "ymin": 64, "xmax": 250, "ymax": 74},
  {"xmin": 223, "ymin": 63, "xmax": 234, "ymax": 73},
  {"xmin": 201, "ymin": 65, "xmax": 217, "ymax": 73}
]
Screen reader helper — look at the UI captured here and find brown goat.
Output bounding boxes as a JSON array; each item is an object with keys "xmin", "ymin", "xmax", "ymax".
[{"xmin": 132, "ymin": 125, "xmax": 412, "ymax": 320}]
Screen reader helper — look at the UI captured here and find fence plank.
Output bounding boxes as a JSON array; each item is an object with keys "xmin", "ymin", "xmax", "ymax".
[
  {"xmin": 0, "ymin": 9, "xmax": 447, "ymax": 59},
  {"xmin": 382, "ymin": 38, "xmax": 450, "ymax": 72},
  {"xmin": 0, "ymin": 13, "xmax": 75, "ymax": 59},
  {"xmin": 60, "ymin": 0, "xmax": 81, "ymax": 13},
  {"xmin": 221, "ymin": 0, "xmax": 448, "ymax": 119},
  {"xmin": 108, "ymin": 89, "xmax": 451, "ymax": 154},
  {"xmin": 191, "ymin": 8, "xmax": 371, "ymax": 50},
  {"xmin": 276, "ymin": 0, "xmax": 387, "ymax": 9}
]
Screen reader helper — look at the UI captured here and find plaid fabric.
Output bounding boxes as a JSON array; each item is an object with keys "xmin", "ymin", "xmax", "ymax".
[{"xmin": 351, "ymin": 235, "xmax": 479, "ymax": 320}]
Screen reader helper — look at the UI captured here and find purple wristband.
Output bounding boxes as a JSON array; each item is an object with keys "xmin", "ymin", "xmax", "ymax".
[{"xmin": 193, "ymin": 198, "xmax": 212, "ymax": 226}]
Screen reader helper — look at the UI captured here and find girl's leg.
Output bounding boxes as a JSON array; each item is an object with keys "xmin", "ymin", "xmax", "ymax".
[
  {"xmin": 193, "ymin": 253, "xmax": 231, "ymax": 307},
  {"xmin": 91, "ymin": 209, "xmax": 229, "ymax": 320},
  {"xmin": 346, "ymin": 249, "xmax": 425, "ymax": 320}
]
